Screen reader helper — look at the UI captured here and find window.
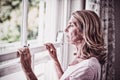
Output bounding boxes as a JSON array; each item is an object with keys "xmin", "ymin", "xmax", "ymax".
[
  {"xmin": 0, "ymin": 0, "xmax": 65, "ymax": 80},
  {"xmin": 0, "ymin": 0, "xmax": 77, "ymax": 79},
  {"xmin": 0, "ymin": 0, "xmax": 22, "ymax": 53}
]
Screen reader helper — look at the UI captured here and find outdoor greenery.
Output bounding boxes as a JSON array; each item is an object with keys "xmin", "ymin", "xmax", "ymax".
[{"xmin": 0, "ymin": 0, "xmax": 39, "ymax": 43}]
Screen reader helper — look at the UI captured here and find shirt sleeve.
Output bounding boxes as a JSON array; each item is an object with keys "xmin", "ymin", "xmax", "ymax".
[{"xmin": 68, "ymin": 66, "xmax": 94, "ymax": 80}]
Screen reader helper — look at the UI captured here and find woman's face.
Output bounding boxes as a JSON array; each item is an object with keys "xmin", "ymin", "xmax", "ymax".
[{"xmin": 65, "ymin": 16, "xmax": 83, "ymax": 44}]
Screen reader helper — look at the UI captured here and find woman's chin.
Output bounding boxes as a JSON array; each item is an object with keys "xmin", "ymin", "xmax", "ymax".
[
  {"xmin": 68, "ymin": 41, "xmax": 75, "ymax": 44},
  {"xmin": 68, "ymin": 40, "xmax": 82, "ymax": 45},
  {"xmin": 67, "ymin": 39, "xmax": 77, "ymax": 44}
]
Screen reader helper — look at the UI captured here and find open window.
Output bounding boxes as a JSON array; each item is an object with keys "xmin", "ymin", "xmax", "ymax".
[
  {"xmin": 0, "ymin": 0, "xmax": 22, "ymax": 53},
  {"xmin": 0, "ymin": 0, "xmax": 65, "ymax": 80}
]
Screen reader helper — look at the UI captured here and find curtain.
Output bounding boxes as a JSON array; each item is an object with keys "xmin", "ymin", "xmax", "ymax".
[{"xmin": 85, "ymin": 0, "xmax": 115, "ymax": 80}]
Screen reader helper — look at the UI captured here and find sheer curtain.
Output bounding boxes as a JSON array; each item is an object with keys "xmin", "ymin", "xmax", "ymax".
[{"xmin": 85, "ymin": 0, "xmax": 115, "ymax": 80}]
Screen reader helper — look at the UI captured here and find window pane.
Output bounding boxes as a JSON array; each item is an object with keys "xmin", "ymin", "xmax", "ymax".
[
  {"xmin": 27, "ymin": 0, "xmax": 40, "ymax": 40},
  {"xmin": 34, "ymin": 51, "xmax": 50, "ymax": 80},
  {"xmin": 0, "ymin": 59, "xmax": 26, "ymax": 80},
  {"xmin": 0, "ymin": 0, "xmax": 22, "ymax": 53},
  {"xmin": 33, "ymin": 48, "xmax": 61, "ymax": 80},
  {"xmin": 27, "ymin": 0, "xmax": 47, "ymax": 47},
  {"xmin": 1, "ymin": 71, "xmax": 26, "ymax": 80}
]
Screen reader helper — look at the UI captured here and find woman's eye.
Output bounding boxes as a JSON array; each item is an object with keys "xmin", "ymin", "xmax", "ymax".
[{"xmin": 70, "ymin": 24, "xmax": 74, "ymax": 27}]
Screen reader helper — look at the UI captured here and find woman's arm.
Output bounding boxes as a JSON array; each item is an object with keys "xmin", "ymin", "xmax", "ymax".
[
  {"xmin": 26, "ymin": 71, "xmax": 38, "ymax": 80},
  {"xmin": 17, "ymin": 47, "xmax": 38, "ymax": 80},
  {"xmin": 54, "ymin": 58, "xmax": 64, "ymax": 79},
  {"xmin": 45, "ymin": 43, "xmax": 64, "ymax": 79}
]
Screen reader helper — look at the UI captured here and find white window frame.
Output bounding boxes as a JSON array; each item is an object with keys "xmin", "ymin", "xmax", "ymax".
[
  {"xmin": 60, "ymin": 0, "xmax": 71, "ymax": 71},
  {"xmin": 0, "ymin": 0, "xmax": 63, "ymax": 78},
  {"xmin": 0, "ymin": 0, "xmax": 86, "ymax": 78}
]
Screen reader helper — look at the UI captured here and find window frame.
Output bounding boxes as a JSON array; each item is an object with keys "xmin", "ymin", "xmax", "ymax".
[{"xmin": 0, "ymin": 0, "xmax": 66, "ymax": 78}]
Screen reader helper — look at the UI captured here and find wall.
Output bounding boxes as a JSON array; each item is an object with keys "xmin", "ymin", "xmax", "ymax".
[
  {"xmin": 67, "ymin": 0, "xmax": 85, "ymax": 64},
  {"xmin": 67, "ymin": 0, "xmax": 120, "ymax": 79},
  {"xmin": 115, "ymin": 0, "xmax": 120, "ymax": 80}
]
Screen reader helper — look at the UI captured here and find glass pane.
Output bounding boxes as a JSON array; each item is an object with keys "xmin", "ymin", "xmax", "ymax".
[
  {"xmin": 27, "ymin": 0, "xmax": 46, "ymax": 46},
  {"xmin": 27, "ymin": 0, "xmax": 40, "ymax": 40},
  {"xmin": 0, "ymin": 0, "xmax": 22, "ymax": 53},
  {"xmin": 1, "ymin": 71, "xmax": 26, "ymax": 80},
  {"xmin": 33, "ymin": 48, "xmax": 62, "ymax": 80},
  {"xmin": 0, "ymin": 60, "xmax": 26, "ymax": 80}
]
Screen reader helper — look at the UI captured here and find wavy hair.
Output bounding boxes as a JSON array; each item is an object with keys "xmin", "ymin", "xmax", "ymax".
[{"xmin": 72, "ymin": 10, "xmax": 106, "ymax": 64}]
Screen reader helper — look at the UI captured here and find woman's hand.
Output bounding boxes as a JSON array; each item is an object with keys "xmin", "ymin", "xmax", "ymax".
[
  {"xmin": 17, "ymin": 47, "xmax": 38, "ymax": 80},
  {"xmin": 17, "ymin": 47, "xmax": 32, "ymax": 74},
  {"xmin": 44, "ymin": 43, "xmax": 58, "ymax": 61},
  {"xmin": 44, "ymin": 43, "xmax": 64, "ymax": 79}
]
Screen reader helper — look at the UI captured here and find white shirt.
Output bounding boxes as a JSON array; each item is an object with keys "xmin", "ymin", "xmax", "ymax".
[{"xmin": 60, "ymin": 57, "xmax": 101, "ymax": 80}]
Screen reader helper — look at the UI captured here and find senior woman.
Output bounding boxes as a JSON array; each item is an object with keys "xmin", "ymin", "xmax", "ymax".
[{"xmin": 18, "ymin": 10, "xmax": 106, "ymax": 80}]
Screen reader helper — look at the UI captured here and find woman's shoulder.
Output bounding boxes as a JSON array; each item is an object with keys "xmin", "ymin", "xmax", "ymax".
[
  {"xmin": 67, "ymin": 57, "xmax": 100, "ymax": 72},
  {"xmin": 60, "ymin": 57, "xmax": 101, "ymax": 80},
  {"xmin": 72, "ymin": 57, "xmax": 101, "ymax": 79},
  {"xmin": 74, "ymin": 57, "xmax": 100, "ymax": 68},
  {"xmin": 62, "ymin": 57, "xmax": 99, "ymax": 80},
  {"xmin": 87, "ymin": 57, "xmax": 101, "ymax": 70},
  {"xmin": 78, "ymin": 57, "xmax": 101, "ymax": 72}
]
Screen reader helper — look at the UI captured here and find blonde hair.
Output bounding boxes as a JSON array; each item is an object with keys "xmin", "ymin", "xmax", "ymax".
[{"xmin": 72, "ymin": 10, "xmax": 106, "ymax": 64}]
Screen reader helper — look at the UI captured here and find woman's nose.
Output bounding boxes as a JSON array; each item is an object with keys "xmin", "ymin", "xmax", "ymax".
[
  {"xmin": 65, "ymin": 27, "xmax": 69, "ymax": 32},
  {"xmin": 65, "ymin": 28, "xmax": 67, "ymax": 32}
]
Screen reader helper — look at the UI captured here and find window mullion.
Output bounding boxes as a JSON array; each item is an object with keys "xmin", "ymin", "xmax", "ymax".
[
  {"xmin": 61, "ymin": 0, "xmax": 71, "ymax": 71},
  {"xmin": 22, "ymin": 0, "xmax": 34, "ymax": 69},
  {"xmin": 21, "ymin": 0, "xmax": 28, "ymax": 46}
]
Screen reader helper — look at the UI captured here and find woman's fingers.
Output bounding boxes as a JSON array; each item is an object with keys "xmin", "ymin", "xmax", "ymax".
[
  {"xmin": 17, "ymin": 47, "xmax": 31, "ymax": 64},
  {"xmin": 44, "ymin": 43, "xmax": 56, "ymax": 51},
  {"xmin": 44, "ymin": 44, "xmax": 50, "ymax": 50},
  {"xmin": 17, "ymin": 47, "xmax": 32, "ymax": 73},
  {"xmin": 44, "ymin": 43, "xmax": 58, "ymax": 61},
  {"xmin": 49, "ymin": 43, "xmax": 56, "ymax": 51}
]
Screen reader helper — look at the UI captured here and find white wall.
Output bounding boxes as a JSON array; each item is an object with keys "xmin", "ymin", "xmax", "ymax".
[
  {"xmin": 71, "ymin": 0, "xmax": 85, "ymax": 13},
  {"xmin": 67, "ymin": 0, "xmax": 85, "ymax": 64}
]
